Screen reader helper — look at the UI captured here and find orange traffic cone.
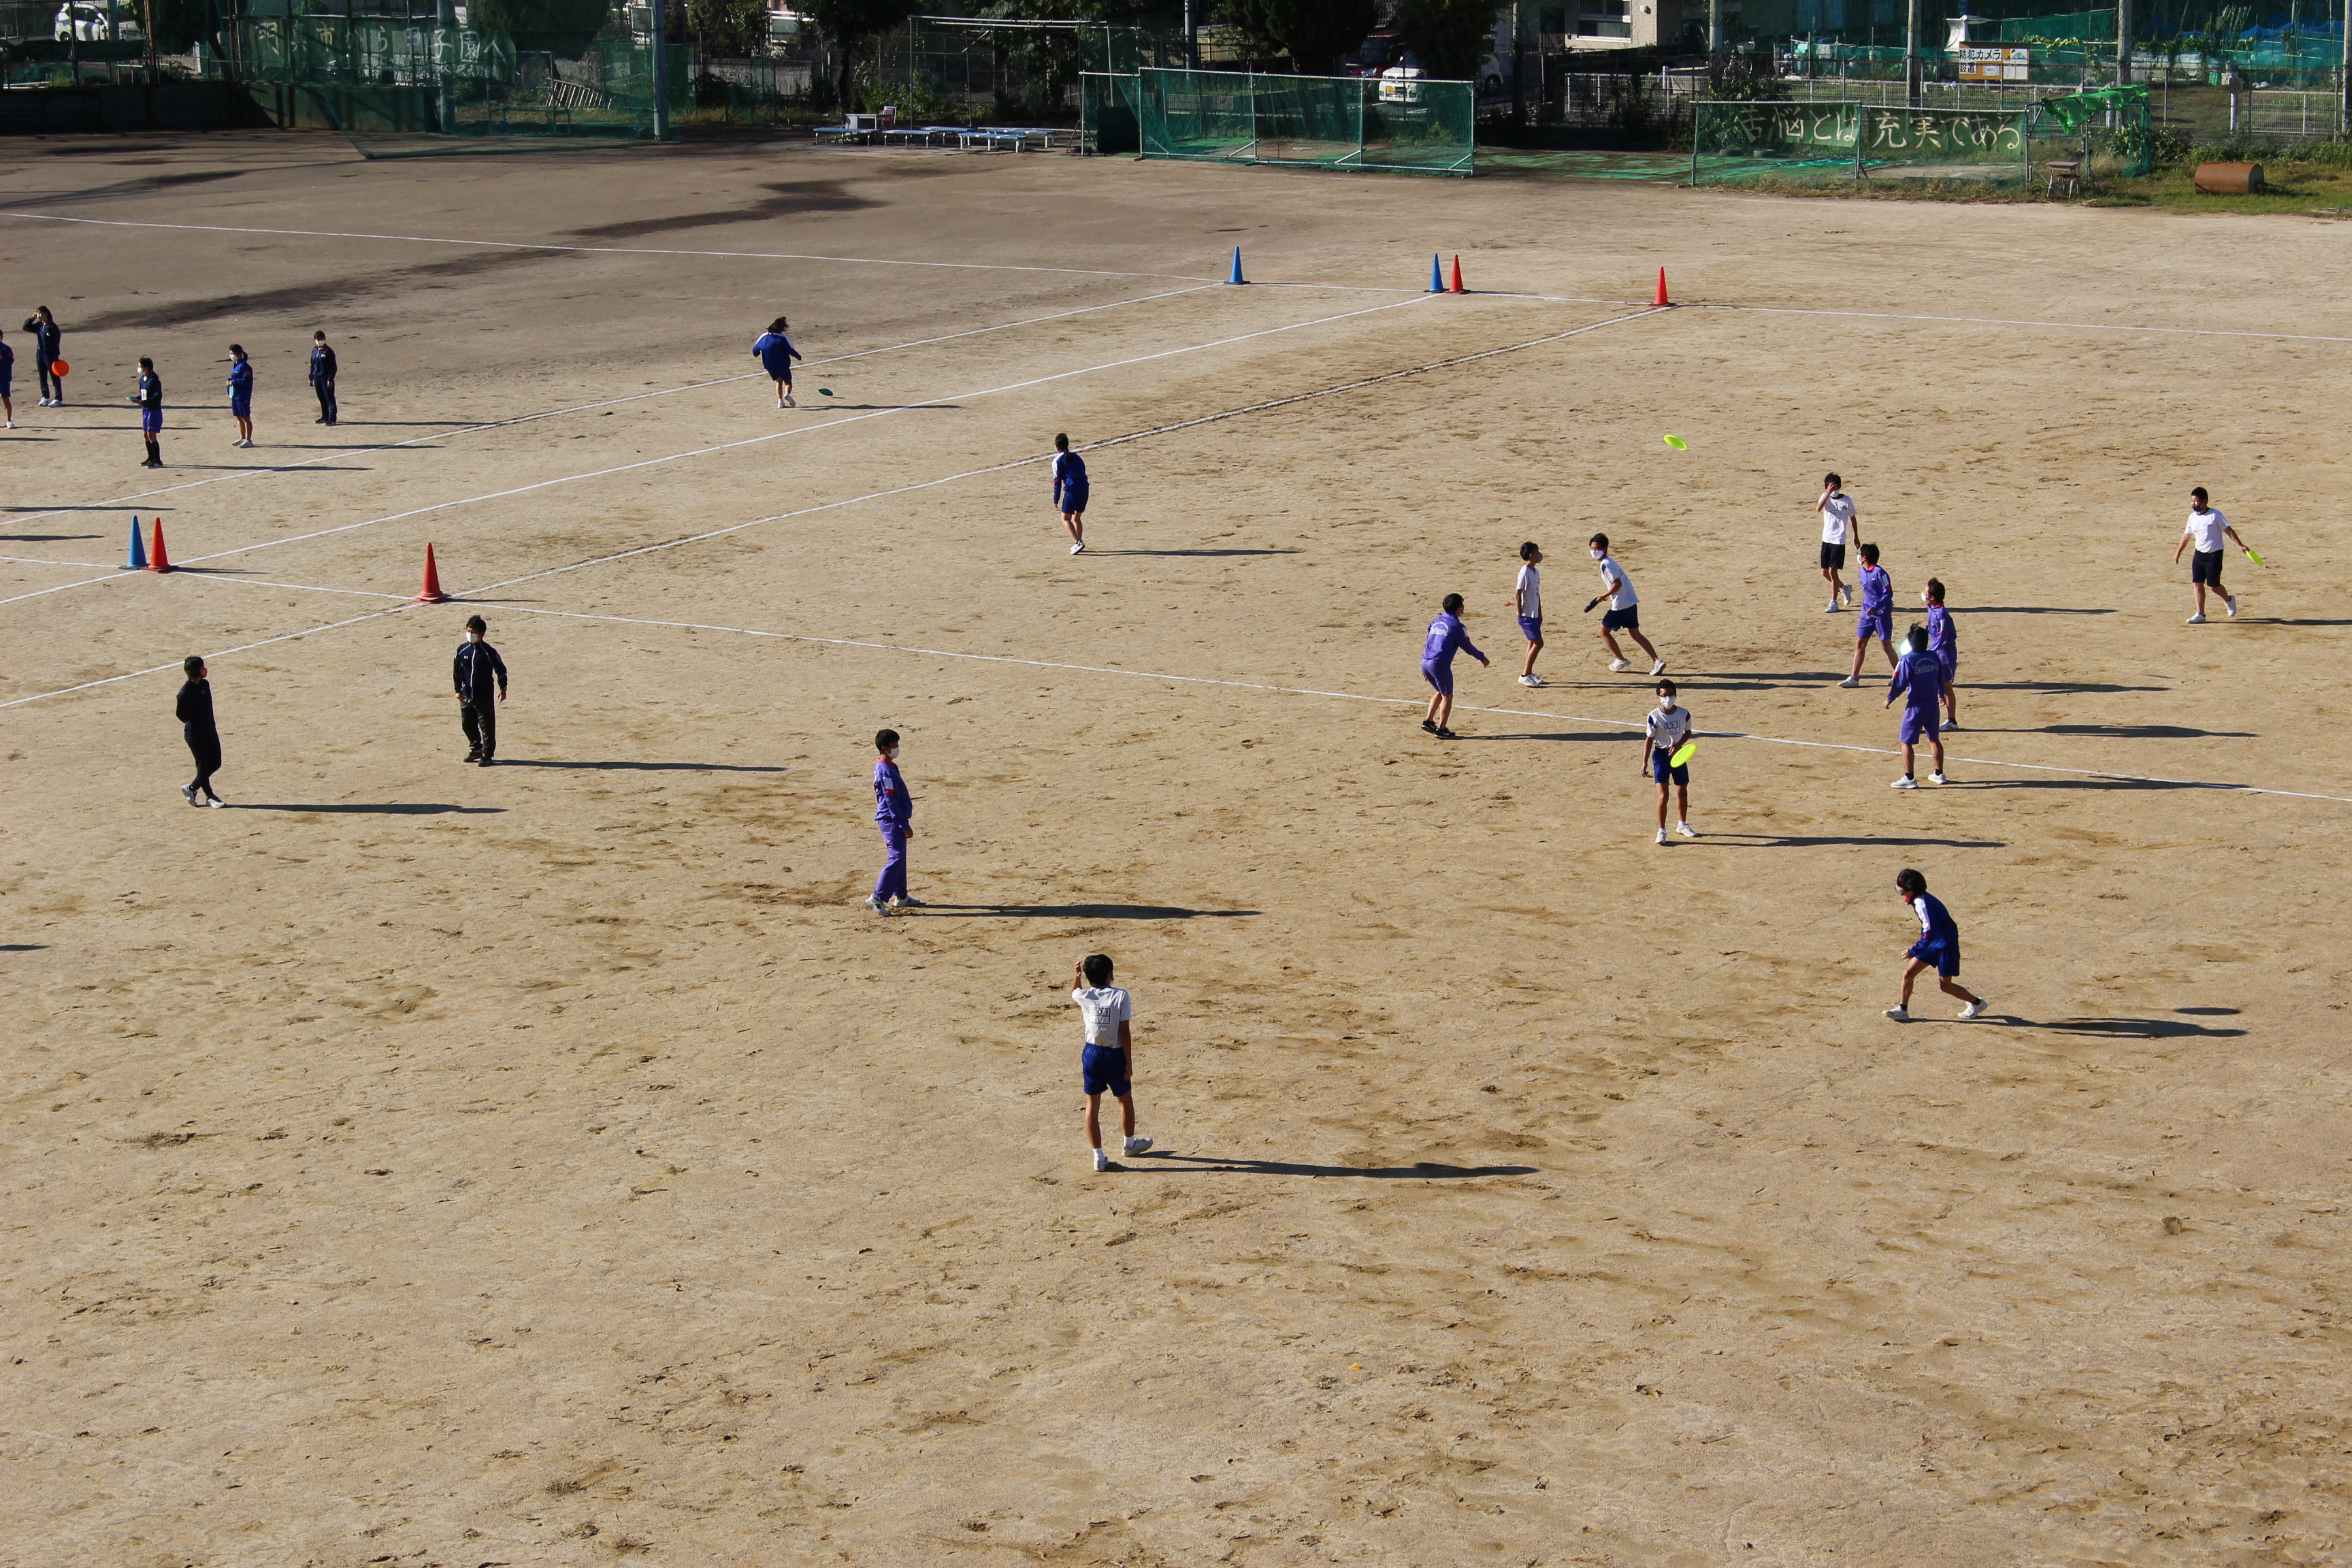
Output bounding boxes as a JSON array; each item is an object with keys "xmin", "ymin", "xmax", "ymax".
[
  {"xmin": 146, "ymin": 517, "xmax": 174, "ymax": 573},
  {"xmin": 415, "ymin": 542, "xmax": 449, "ymax": 604},
  {"xmin": 1448, "ymin": 254, "xmax": 1466, "ymax": 294},
  {"xmin": 1653, "ymin": 266, "xmax": 1673, "ymax": 307}
]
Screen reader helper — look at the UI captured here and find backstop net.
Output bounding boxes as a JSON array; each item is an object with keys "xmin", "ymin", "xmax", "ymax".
[
  {"xmin": 1692, "ymin": 100, "xmax": 2034, "ymax": 190},
  {"xmin": 1134, "ymin": 67, "xmax": 1473, "ymax": 176}
]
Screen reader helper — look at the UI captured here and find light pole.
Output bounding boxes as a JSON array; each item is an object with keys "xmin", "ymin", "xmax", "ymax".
[
  {"xmin": 650, "ymin": 0, "xmax": 670, "ymax": 136},
  {"xmin": 1904, "ymin": 0, "xmax": 1921, "ymax": 105}
]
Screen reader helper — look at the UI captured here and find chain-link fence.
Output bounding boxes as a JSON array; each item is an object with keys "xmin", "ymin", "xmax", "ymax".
[{"xmin": 1132, "ymin": 65, "xmax": 1474, "ymax": 175}]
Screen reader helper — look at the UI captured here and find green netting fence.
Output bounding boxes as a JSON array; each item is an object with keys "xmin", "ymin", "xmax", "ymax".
[
  {"xmin": 1080, "ymin": 69, "xmax": 1140, "ymax": 154},
  {"xmin": 1691, "ymin": 92, "xmax": 2153, "ymax": 189},
  {"xmin": 1133, "ymin": 67, "xmax": 1474, "ymax": 176}
]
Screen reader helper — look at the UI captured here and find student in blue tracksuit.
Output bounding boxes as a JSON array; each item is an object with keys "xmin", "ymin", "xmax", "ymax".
[
  {"xmin": 1884, "ymin": 625, "xmax": 1952, "ymax": 789},
  {"xmin": 866, "ymin": 728, "xmax": 919, "ymax": 915},
  {"xmin": 225, "ymin": 344, "xmax": 255, "ymax": 448},
  {"xmin": 1886, "ymin": 867, "xmax": 1987, "ymax": 1021},
  {"xmin": 753, "ymin": 316, "xmax": 801, "ymax": 409},
  {"xmin": 308, "ymin": 331, "xmax": 337, "ymax": 425},
  {"xmin": 1923, "ymin": 576, "xmax": 1959, "ymax": 729},
  {"xmin": 1840, "ymin": 540, "xmax": 1896, "ymax": 687},
  {"xmin": 1052, "ymin": 433, "xmax": 1088, "ymax": 553},
  {"xmin": 1419, "ymin": 592, "xmax": 1488, "ymax": 740},
  {"xmin": 130, "ymin": 357, "xmax": 163, "ymax": 468},
  {"xmin": 23, "ymin": 306, "xmax": 63, "ymax": 405}
]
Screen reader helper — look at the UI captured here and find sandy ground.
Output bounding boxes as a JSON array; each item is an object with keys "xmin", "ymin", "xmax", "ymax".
[{"xmin": 3, "ymin": 133, "xmax": 2350, "ymax": 1568}]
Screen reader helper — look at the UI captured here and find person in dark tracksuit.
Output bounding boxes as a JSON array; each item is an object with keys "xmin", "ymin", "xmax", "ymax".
[
  {"xmin": 23, "ymin": 306, "xmax": 63, "ymax": 405},
  {"xmin": 131, "ymin": 357, "xmax": 163, "ymax": 468},
  {"xmin": 453, "ymin": 614, "xmax": 508, "ymax": 765},
  {"xmin": 865, "ymin": 728, "xmax": 917, "ymax": 915},
  {"xmin": 177, "ymin": 655, "xmax": 226, "ymax": 806},
  {"xmin": 309, "ymin": 331, "xmax": 338, "ymax": 425},
  {"xmin": 226, "ymin": 344, "xmax": 255, "ymax": 448}
]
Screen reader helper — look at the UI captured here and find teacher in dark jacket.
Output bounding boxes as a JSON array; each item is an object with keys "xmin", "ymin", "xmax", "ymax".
[
  {"xmin": 177, "ymin": 655, "xmax": 225, "ymax": 806},
  {"xmin": 308, "ymin": 329, "xmax": 338, "ymax": 425},
  {"xmin": 454, "ymin": 614, "xmax": 508, "ymax": 764},
  {"xmin": 23, "ymin": 306, "xmax": 63, "ymax": 406}
]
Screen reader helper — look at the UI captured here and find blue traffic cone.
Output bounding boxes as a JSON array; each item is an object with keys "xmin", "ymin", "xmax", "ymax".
[
  {"xmin": 1228, "ymin": 245, "xmax": 1245, "ymax": 284},
  {"xmin": 125, "ymin": 516, "xmax": 147, "ymax": 570},
  {"xmin": 1428, "ymin": 252, "xmax": 1445, "ymax": 292}
]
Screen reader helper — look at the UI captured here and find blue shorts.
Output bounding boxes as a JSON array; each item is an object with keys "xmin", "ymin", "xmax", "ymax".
[
  {"xmin": 766, "ymin": 365, "xmax": 793, "ymax": 383},
  {"xmin": 1899, "ymin": 707, "xmax": 1941, "ymax": 745},
  {"xmin": 2190, "ymin": 549, "xmax": 2225, "ymax": 586},
  {"xmin": 229, "ymin": 397, "xmax": 250, "ymax": 417},
  {"xmin": 1422, "ymin": 660, "xmax": 1453, "ymax": 697},
  {"xmin": 1081, "ymin": 1043, "xmax": 1130, "ymax": 1098},
  {"xmin": 1652, "ymin": 753, "xmax": 1688, "ymax": 785},
  {"xmin": 1857, "ymin": 608, "xmax": 1891, "ymax": 641},
  {"xmin": 1059, "ymin": 488, "xmax": 1088, "ymax": 514},
  {"xmin": 1910, "ymin": 941, "xmax": 1960, "ymax": 978},
  {"xmin": 1518, "ymin": 615, "xmax": 1543, "ymax": 642},
  {"xmin": 140, "ymin": 407, "xmax": 163, "ymax": 434},
  {"xmin": 1937, "ymin": 649, "xmax": 1957, "ymax": 683},
  {"xmin": 1601, "ymin": 605, "xmax": 1639, "ymax": 633}
]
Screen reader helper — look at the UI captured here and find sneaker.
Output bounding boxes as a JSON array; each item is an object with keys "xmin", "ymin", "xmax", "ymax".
[
  {"xmin": 464, "ymin": 748, "xmax": 482, "ymax": 762},
  {"xmin": 180, "ymin": 783, "xmax": 198, "ymax": 806},
  {"xmin": 2186, "ymin": 612, "xmax": 2206, "ymax": 624},
  {"xmin": 1124, "ymin": 1135, "xmax": 1152, "ymax": 1156},
  {"xmin": 314, "ymin": 416, "xmax": 329, "ymax": 423},
  {"xmin": 1842, "ymin": 584, "xmax": 1855, "ymax": 606},
  {"xmin": 1884, "ymin": 1005, "xmax": 1911, "ymax": 1022},
  {"xmin": 889, "ymin": 896, "xmax": 928, "ymax": 909},
  {"xmin": 476, "ymin": 756, "xmax": 495, "ymax": 766},
  {"xmin": 2224, "ymin": 594, "xmax": 2237, "ymax": 618},
  {"xmin": 782, "ymin": 393, "xmax": 796, "ymax": 408},
  {"xmin": 1649, "ymin": 659, "xmax": 1667, "ymax": 676},
  {"xmin": 863, "ymin": 895, "xmax": 892, "ymax": 915},
  {"xmin": 1825, "ymin": 600, "xmax": 1844, "ymax": 612},
  {"xmin": 1944, "ymin": 718, "xmax": 1961, "ymax": 730},
  {"xmin": 1069, "ymin": 542, "xmax": 1084, "ymax": 554},
  {"xmin": 1518, "ymin": 674, "xmax": 1544, "ymax": 687},
  {"xmin": 1091, "ymin": 1148, "xmax": 1111, "ymax": 1171},
  {"xmin": 1420, "ymin": 719, "xmax": 1439, "ymax": 734},
  {"xmin": 1960, "ymin": 998, "xmax": 1989, "ymax": 1019},
  {"xmin": 206, "ymin": 796, "xmax": 227, "ymax": 807},
  {"xmin": 1928, "ymin": 771, "xmax": 1948, "ymax": 785},
  {"xmin": 1656, "ymin": 828, "xmax": 1669, "ymax": 845},
  {"xmin": 776, "ymin": 397, "xmax": 786, "ymax": 409},
  {"xmin": 1434, "ymin": 726, "xmax": 1456, "ymax": 739},
  {"xmin": 1608, "ymin": 657, "xmax": 1631, "ymax": 673},
  {"xmin": 1676, "ymin": 820, "xmax": 1697, "ymax": 837},
  {"xmin": 1891, "ymin": 775, "xmax": 1918, "ymax": 789},
  {"xmin": 1838, "ymin": 676, "xmax": 1860, "ymax": 689}
]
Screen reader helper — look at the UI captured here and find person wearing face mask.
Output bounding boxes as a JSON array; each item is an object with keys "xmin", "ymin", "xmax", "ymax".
[
  {"xmin": 453, "ymin": 615, "xmax": 509, "ymax": 765},
  {"xmin": 1641, "ymin": 679, "xmax": 1696, "ymax": 845},
  {"xmin": 1584, "ymin": 533, "xmax": 1665, "ymax": 677},
  {"xmin": 1884, "ymin": 624, "xmax": 1950, "ymax": 789},
  {"xmin": 225, "ymin": 344, "xmax": 255, "ymax": 448},
  {"xmin": 1923, "ymin": 577, "xmax": 1959, "ymax": 730},
  {"xmin": 866, "ymin": 728, "xmax": 919, "ymax": 915}
]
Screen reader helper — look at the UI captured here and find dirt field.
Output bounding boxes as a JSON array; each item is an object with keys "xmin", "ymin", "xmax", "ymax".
[{"xmin": 4, "ymin": 133, "xmax": 2349, "ymax": 1568}]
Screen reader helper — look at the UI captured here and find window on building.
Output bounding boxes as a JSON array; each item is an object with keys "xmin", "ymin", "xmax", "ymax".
[{"xmin": 1576, "ymin": 0, "xmax": 1631, "ymax": 37}]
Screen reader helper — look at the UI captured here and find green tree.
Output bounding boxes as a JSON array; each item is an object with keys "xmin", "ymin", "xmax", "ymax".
[
  {"xmin": 1221, "ymin": 0, "xmax": 1375, "ymax": 72},
  {"xmin": 802, "ymin": 0, "xmax": 917, "ymax": 110},
  {"xmin": 471, "ymin": 0, "xmax": 615, "ymax": 56},
  {"xmin": 688, "ymin": 0, "xmax": 770, "ymax": 55},
  {"xmin": 1390, "ymin": 0, "xmax": 1499, "ymax": 80}
]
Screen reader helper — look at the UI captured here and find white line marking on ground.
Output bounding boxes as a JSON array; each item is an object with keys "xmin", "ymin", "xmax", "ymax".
[
  {"xmin": 0, "ymin": 284, "xmax": 1219, "ymax": 532},
  {"xmin": 0, "ymin": 210, "xmax": 1216, "ymax": 281},
  {"xmin": 1689, "ymin": 302, "xmax": 2352, "ymax": 344},
  {"xmin": 0, "ymin": 291, "xmax": 1419, "ymax": 610},
  {"xmin": 1, "ymin": 553, "xmax": 116, "ymax": 568}
]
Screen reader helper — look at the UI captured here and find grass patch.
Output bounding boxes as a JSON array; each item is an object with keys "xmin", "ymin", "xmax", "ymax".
[{"xmin": 2097, "ymin": 159, "xmax": 2352, "ymax": 216}]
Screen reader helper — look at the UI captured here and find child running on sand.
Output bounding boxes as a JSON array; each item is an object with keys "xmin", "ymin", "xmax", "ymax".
[
  {"xmin": 1420, "ymin": 592, "xmax": 1488, "ymax": 740},
  {"xmin": 1886, "ymin": 868, "xmax": 1989, "ymax": 1022}
]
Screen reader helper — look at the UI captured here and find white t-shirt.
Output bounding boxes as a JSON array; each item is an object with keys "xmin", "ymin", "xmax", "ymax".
[
  {"xmin": 1071, "ymin": 985, "xmax": 1131, "ymax": 1045},
  {"xmin": 1820, "ymin": 492, "xmax": 1857, "ymax": 545},
  {"xmin": 1515, "ymin": 563, "xmax": 1541, "ymax": 621},
  {"xmin": 2184, "ymin": 507, "xmax": 2228, "ymax": 553},
  {"xmin": 1595, "ymin": 554, "xmax": 1637, "ymax": 610},
  {"xmin": 1646, "ymin": 702, "xmax": 1693, "ymax": 755}
]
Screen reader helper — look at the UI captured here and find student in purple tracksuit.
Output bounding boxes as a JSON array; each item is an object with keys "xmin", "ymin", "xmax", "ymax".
[
  {"xmin": 1840, "ymin": 540, "xmax": 1895, "ymax": 687},
  {"xmin": 1884, "ymin": 624, "xmax": 1951, "ymax": 789},
  {"xmin": 1923, "ymin": 576, "xmax": 1959, "ymax": 729},
  {"xmin": 866, "ymin": 728, "xmax": 919, "ymax": 915},
  {"xmin": 1419, "ymin": 591, "xmax": 1488, "ymax": 740},
  {"xmin": 1052, "ymin": 433, "xmax": 1089, "ymax": 554}
]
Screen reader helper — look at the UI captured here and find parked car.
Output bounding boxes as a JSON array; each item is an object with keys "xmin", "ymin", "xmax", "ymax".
[
  {"xmin": 1350, "ymin": 33, "xmax": 1507, "ymax": 94},
  {"xmin": 54, "ymin": 2, "xmax": 142, "ymax": 40}
]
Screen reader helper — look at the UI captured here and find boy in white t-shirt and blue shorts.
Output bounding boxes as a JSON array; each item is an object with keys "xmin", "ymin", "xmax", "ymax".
[
  {"xmin": 1816, "ymin": 473, "xmax": 1857, "ymax": 611},
  {"xmin": 1641, "ymin": 679, "xmax": 1697, "ymax": 844},
  {"xmin": 1073, "ymin": 953, "xmax": 1150, "ymax": 1171},
  {"xmin": 1511, "ymin": 541, "xmax": 1546, "ymax": 686},
  {"xmin": 2171, "ymin": 486, "xmax": 2252, "ymax": 624}
]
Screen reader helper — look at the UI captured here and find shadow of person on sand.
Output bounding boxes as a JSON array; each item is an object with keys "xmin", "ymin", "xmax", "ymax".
[
  {"xmin": 900, "ymin": 903, "xmax": 1258, "ymax": 921},
  {"xmin": 1124, "ymin": 1152, "xmax": 1538, "ymax": 1178},
  {"xmin": 233, "ymin": 803, "xmax": 505, "ymax": 814},
  {"xmin": 495, "ymin": 760, "xmax": 786, "ymax": 772}
]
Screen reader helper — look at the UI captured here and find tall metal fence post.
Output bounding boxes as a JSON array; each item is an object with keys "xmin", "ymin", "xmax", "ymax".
[
  {"xmin": 1904, "ymin": 0, "xmax": 1922, "ymax": 105},
  {"xmin": 650, "ymin": 0, "xmax": 670, "ymax": 137},
  {"xmin": 437, "ymin": 0, "xmax": 455, "ymax": 131}
]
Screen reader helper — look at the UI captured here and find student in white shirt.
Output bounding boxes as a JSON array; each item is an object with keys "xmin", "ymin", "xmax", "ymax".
[
  {"xmin": 1816, "ymin": 472, "xmax": 1858, "ymax": 612},
  {"xmin": 2171, "ymin": 485, "xmax": 2252, "ymax": 623},
  {"xmin": 1641, "ymin": 679, "xmax": 1697, "ymax": 845},
  {"xmin": 1584, "ymin": 532, "xmax": 1665, "ymax": 676},
  {"xmin": 1072, "ymin": 953, "xmax": 1150, "ymax": 1172},
  {"xmin": 1509, "ymin": 540, "xmax": 1546, "ymax": 686}
]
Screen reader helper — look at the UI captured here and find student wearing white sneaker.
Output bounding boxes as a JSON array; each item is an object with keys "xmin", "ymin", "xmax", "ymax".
[
  {"xmin": 1815, "ymin": 472, "xmax": 1858, "ymax": 611},
  {"xmin": 1072, "ymin": 954, "xmax": 1149, "ymax": 1171},
  {"xmin": 1885, "ymin": 625, "xmax": 1952, "ymax": 789},
  {"xmin": 1641, "ymin": 679, "xmax": 1697, "ymax": 843},
  {"xmin": 225, "ymin": 344, "xmax": 255, "ymax": 448},
  {"xmin": 1585, "ymin": 533, "xmax": 1665, "ymax": 677},
  {"xmin": 1886, "ymin": 868, "xmax": 1987, "ymax": 1022},
  {"xmin": 1051, "ymin": 434, "xmax": 1089, "ymax": 553},
  {"xmin": 752, "ymin": 316, "xmax": 800, "ymax": 408},
  {"xmin": 1510, "ymin": 541, "xmax": 1546, "ymax": 685},
  {"xmin": 2172, "ymin": 487, "xmax": 2250, "ymax": 624}
]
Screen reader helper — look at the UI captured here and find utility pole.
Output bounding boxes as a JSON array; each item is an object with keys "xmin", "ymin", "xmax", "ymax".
[
  {"xmin": 649, "ymin": 0, "xmax": 670, "ymax": 137},
  {"xmin": 1904, "ymin": 0, "xmax": 1921, "ymax": 105},
  {"xmin": 1708, "ymin": 0, "xmax": 1721, "ymax": 54},
  {"xmin": 437, "ymin": 0, "xmax": 455, "ymax": 133},
  {"xmin": 1510, "ymin": 0, "xmax": 1524, "ymax": 122},
  {"xmin": 2116, "ymin": 0, "xmax": 2132, "ymax": 82}
]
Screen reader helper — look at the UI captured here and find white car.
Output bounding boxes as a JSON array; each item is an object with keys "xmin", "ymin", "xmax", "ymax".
[{"xmin": 55, "ymin": 2, "xmax": 142, "ymax": 40}]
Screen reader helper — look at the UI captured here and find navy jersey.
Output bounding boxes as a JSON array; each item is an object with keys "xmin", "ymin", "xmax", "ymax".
[
  {"xmin": 1422, "ymin": 612, "xmax": 1485, "ymax": 670},
  {"xmin": 1052, "ymin": 450, "xmax": 1088, "ymax": 505},
  {"xmin": 753, "ymin": 331, "xmax": 800, "ymax": 376},
  {"xmin": 873, "ymin": 759, "xmax": 911, "ymax": 826},
  {"xmin": 1907, "ymin": 892, "xmax": 1959, "ymax": 958},
  {"xmin": 309, "ymin": 343, "xmax": 338, "ymax": 383}
]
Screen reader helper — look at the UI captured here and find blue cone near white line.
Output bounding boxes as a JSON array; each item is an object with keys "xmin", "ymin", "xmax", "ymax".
[
  {"xmin": 125, "ymin": 517, "xmax": 147, "ymax": 570},
  {"xmin": 1228, "ymin": 245, "xmax": 1245, "ymax": 284},
  {"xmin": 1428, "ymin": 252, "xmax": 1445, "ymax": 292}
]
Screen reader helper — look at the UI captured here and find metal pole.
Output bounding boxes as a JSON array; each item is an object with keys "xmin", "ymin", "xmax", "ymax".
[
  {"xmin": 437, "ymin": 0, "xmax": 455, "ymax": 132},
  {"xmin": 1708, "ymin": 0, "xmax": 1722, "ymax": 54},
  {"xmin": 650, "ymin": 0, "xmax": 670, "ymax": 136},
  {"xmin": 1904, "ymin": 0, "xmax": 1921, "ymax": 104},
  {"xmin": 2117, "ymin": 0, "xmax": 2132, "ymax": 82}
]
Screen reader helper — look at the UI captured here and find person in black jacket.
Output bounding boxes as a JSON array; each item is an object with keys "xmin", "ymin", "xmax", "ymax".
[
  {"xmin": 453, "ymin": 614, "xmax": 508, "ymax": 764},
  {"xmin": 308, "ymin": 330, "xmax": 338, "ymax": 425},
  {"xmin": 176, "ymin": 655, "xmax": 225, "ymax": 806},
  {"xmin": 23, "ymin": 306, "xmax": 63, "ymax": 406},
  {"xmin": 129, "ymin": 356, "xmax": 163, "ymax": 468}
]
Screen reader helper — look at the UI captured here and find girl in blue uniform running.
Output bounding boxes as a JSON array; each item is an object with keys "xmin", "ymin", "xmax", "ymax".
[{"xmin": 753, "ymin": 316, "xmax": 800, "ymax": 409}]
